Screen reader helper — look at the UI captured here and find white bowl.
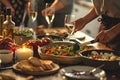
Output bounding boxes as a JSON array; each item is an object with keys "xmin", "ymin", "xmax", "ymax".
[{"xmin": 0, "ymin": 50, "xmax": 13, "ymax": 64}]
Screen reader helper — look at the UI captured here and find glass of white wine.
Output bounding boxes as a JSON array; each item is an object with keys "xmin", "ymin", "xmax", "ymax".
[
  {"xmin": 30, "ymin": 11, "xmax": 38, "ymax": 22},
  {"xmin": 45, "ymin": 3, "xmax": 55, "ymax": 28},
  {"xmin": 28, "ymin": 0, "xmax": 38, "ymax": 24},
  {"xmin": 64, "ymin": 14, "xmax": 76, "ymax": 36}
]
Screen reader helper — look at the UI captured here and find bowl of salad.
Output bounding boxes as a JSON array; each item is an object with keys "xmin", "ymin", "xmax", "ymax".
[
  {"xmin": 38, "ymin": 41, "xmax": 82, "ymax": 64},
  {"xmin": 14, "ymin": 29, "xmax": 34, "ymax": 45},
  {"xmin": 80, "ymin": 50, "xmax": 120, "ymax": 70}
]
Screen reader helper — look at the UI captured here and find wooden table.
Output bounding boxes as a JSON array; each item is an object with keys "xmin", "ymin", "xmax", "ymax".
[{"xmin": 0, "ymin": 29, "xmax": 120, "ymax": 80}]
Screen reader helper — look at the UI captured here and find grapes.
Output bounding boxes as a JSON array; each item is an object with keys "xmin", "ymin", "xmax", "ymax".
[
  {"xmin": 3, "ymin": 37, "xmax": 13, "ymax": 42},
  {"xmin": 0, "ymin": 37, "xmax": 16, "ymax": 52}
]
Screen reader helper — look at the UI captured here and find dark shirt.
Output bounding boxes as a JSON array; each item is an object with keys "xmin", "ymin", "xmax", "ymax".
[
  {"xmin": 37, "ymin": 0, "xmax": 73, "ymax": 27},
  {"xmin": 1, "ymin": 0, "xmax": 27, "ymax": 26}
]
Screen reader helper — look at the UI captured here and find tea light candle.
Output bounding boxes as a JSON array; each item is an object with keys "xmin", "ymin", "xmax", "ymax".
[{"xmin": 15, "ymin": 46, "xmax": 33, "ymax": 60}]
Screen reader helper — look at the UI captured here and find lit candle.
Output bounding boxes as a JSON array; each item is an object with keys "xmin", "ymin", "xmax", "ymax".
[{"xmin": 15, "ymin": 46, "xmax": 33, "ymax": 60}]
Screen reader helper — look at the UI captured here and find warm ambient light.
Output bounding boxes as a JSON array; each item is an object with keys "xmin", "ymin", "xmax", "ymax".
[{"xmin": 15, "ymin": 45, "xmax": 33, "ymax": 60}]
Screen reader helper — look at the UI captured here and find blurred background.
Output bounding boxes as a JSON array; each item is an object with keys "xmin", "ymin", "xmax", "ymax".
[{"xmin": 72, "ymin": 0, "xmax": 99, "ymax": 38}]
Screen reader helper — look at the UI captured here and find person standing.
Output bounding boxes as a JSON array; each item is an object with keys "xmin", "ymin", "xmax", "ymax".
[{"xmin": 73, "ymin": 0, "xmax": 120, "ymax": 50}]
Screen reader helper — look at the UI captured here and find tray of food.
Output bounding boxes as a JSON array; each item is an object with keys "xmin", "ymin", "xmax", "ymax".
[
  {"xmin": 36, "ymin": 27, "xmax": 68, "ymax": 37},
  {"xmin": 12, "ymin": 57, "xmax": 60, "ymax": 75}
]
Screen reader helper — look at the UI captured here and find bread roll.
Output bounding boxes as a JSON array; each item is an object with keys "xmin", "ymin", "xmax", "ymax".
[
  {"xmin": 16, "ymin": 60, "xmax": 34, "ymax": 72},
  {"xmin": 28, "ymin": 57, "xmax": 42, "ymax": 67},
  {"xmin": 42, "ymin": 60, "xmax": 54, "ymax": 70}
]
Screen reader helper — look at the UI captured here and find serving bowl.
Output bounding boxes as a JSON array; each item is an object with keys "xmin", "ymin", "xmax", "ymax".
[
  {"xmin": 80, "ymin": 50, "xmax": 120, "ymax": 70},
  {"xmin": 38, "ymin": 41, "xmax": 82, "ymax": 64},
  {"xmin": 0, "ymin": 50, "xmax": 13, "ymax": 64}
]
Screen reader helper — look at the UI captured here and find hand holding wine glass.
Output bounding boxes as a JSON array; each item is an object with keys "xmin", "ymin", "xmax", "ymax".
[
  {"xmin": 28, "ymin": 0, "xmax": 38, "ymax": 22},
  {"xmin": 30, "ymin": 11, "xmax": 38, "ymax": 22},
  {"xmin": 44, "ymin": 3, "xmax": 55, "ymax": 28},
  {"xmin": 64, "ymin": 14, "xmax": 76, "ymax": 36}
]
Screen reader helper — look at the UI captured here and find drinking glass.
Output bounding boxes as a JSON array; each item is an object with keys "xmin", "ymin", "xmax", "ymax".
[
  {"xmin": 45, "ymin": 3, "xmax": 55, "ymax": 28},
  {"xmin": 64, "ymin": 14, "xmax": 76, "ymax": 36},
  {"xmin": 30, "ymin": 11, "xmax": 38, "ymax": 22},
  {"xmin": 28, "ymin": 0, "xmax": 38, "ymax": 27}
]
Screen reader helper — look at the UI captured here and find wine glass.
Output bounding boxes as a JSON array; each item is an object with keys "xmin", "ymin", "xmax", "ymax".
[
  {"xmin": 30, "ymin": 11, "xmax": 38, "ymax": 22},
  {"xmin": 64, "ymin": 14, "xmax": 76, "ymax": 37},
  {"xmin": 28, "ymin": 0, "xmax": 38, "ymax": 27},
  {"xmin": 45, "ymin": 3, "xmax": 55, "ymax": 28}
]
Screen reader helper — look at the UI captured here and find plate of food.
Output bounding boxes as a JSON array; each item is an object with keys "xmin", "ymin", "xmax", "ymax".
[
  {"xmin": 80, "ymin": 50, "xmax": 120, "ymax": 70},
  {"xmin": 37, "ymin": 35, "xmax": 63, "ymax": 41},
  {"xmin": 12, "ymin": 57, "xmax": 60, "ymax": 75},
  {"xmin": 38, "ymin": 41, "xmax": 82, "ymax": 64},
  {"xmin": 59, "ymin": 65, "xmax": 106, "ymax": 80},
  {"xmin": 0, "ymin": 73, "xmax": 15, "ymax": 80}
]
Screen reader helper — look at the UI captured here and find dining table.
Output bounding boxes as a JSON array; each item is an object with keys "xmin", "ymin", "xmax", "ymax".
[{"xmin": 0, "ymin": 27, "xmax": 120, "ymax": 80}]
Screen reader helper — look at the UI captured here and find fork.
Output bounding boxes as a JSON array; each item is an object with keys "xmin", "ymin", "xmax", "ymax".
[{"xmin": 19, "ymin": 10, "xmax": 27, "ymax": 31}]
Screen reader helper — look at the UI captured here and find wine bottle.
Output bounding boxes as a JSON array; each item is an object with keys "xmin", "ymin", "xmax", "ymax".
[{"xmin": 2, "ymin": 8, "xmax": 15, "ymax": 40}]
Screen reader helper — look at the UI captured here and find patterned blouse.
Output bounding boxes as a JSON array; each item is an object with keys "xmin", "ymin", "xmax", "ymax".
[{"xmin": 1, "ymin": 0, "xmax": 28, "ymax": 26}]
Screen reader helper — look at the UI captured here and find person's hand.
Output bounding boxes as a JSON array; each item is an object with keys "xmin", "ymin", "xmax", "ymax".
[
  {"xmin": 95, "ymin": 29, "xmax": 117, "ymax": 43},
  {"xmin": 41, "ymin": 7, "xmax": 55, "ymax": 17},
  {"xmin": 73, "ymin": 18, "xmax": 86, "ymax": 33}
]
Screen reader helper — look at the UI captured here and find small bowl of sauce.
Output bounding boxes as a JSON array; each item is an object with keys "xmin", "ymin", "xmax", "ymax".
[{"xmin": 0, "ymin": 50, "xmax": 13, "ymax": 64}]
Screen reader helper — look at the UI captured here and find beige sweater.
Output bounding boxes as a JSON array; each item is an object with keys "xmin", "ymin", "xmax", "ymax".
[{"xmin": 93, "ymin": 0, "xmax": 120, "ymax": 18}]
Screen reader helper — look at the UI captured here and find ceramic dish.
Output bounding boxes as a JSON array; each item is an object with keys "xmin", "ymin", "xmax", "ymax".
[
  {"xmin": 80, "ymin": 50, "xmax": 120, "ymax": 70},
  {"xmin": 13, "ymin": 61, "xmax": 60, "ymax": 75},
  {"xmin": 38, "ymin": 41, "xmax": 82, "ymax": 64},
  {"xmin": 59, "ymin": 65, "xmax": 106, "ymax": 80},
  {"xmin": 0, "ymin": 50, "xmax": 13, "ymax": 64}
]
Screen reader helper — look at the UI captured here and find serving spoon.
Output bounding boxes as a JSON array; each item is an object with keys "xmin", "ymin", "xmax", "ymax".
[{"xmin": 70, "ymin": 38, "xmax": 94, "ymax": 52}]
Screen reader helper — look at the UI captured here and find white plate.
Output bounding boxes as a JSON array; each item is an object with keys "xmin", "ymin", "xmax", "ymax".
[{"xmin": 59, "ymin": 66, "xmax": 106, "ymax": 80}]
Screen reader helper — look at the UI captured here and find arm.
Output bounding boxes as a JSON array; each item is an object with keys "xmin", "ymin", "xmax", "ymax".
[
  {"xmin": 50, "ymin": 0, "xmax": 65, "ymax": 11},
  {"xmin": 110, "ymin": 23, "xmax": 120, "ymax": 35},
  {"xmin": 42, "ymin": 0, "xmax": 65, "ymax": 16},
  {"xmin": 74, "ymin": 7, "xmax": 99, "ymax": 32},
  {"xmin": 1, "ymin": 0, "xmax": 11, "ymax": 8},
  {"xmin": 95, "ymin": 23, "xmax": 120, "ymax": 43}
]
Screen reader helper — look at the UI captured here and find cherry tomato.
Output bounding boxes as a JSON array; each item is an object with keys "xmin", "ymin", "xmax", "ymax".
[
  {"xmin": 61, "ymin": 53, "xmax": 67, "ymax": 56},
  {"xmin": 46, "ymin": 50, "xmax": 51, "ymax": 54}
]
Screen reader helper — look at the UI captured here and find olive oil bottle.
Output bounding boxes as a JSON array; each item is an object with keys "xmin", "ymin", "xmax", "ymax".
[{"xmin": 2, "ymin": 8, "xmax": 15, "ymax": 40}]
